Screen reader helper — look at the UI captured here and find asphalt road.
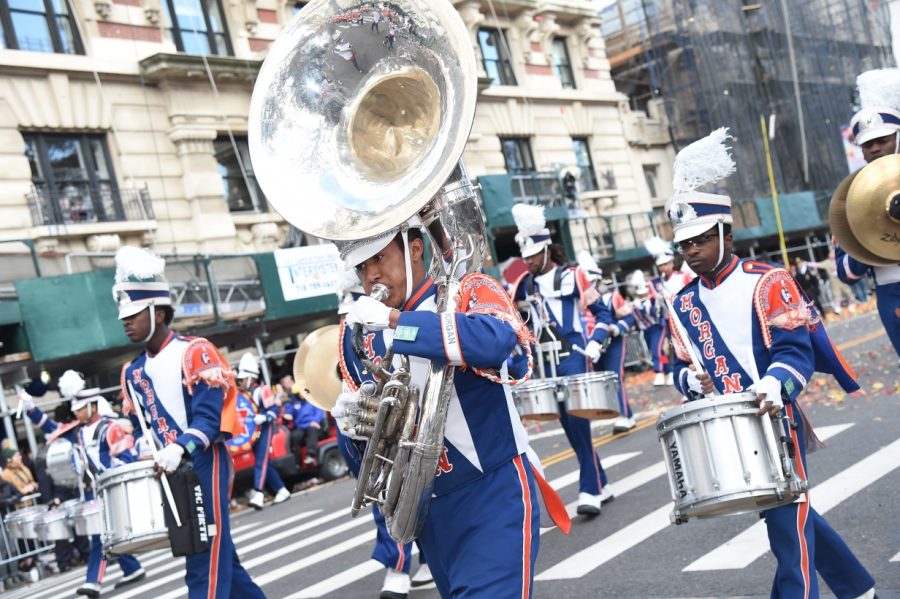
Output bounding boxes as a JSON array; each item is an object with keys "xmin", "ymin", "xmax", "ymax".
[{"xmin": 9, "ymin": 308, "xmax": 899, "ymax": 598}]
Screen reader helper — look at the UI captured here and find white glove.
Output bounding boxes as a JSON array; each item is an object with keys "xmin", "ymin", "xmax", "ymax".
[
  {"xmin": 253, "ymin": 414, "xmax": 268, "ymax": 425},
  {"xmin": 685, "ymin": 370, "xmax": 704, "ymax": 395},
  {"xmin": 331, "ymin": 391, "xmax": 365, "ymax": 440},
  {"xmin": 17, "ymin": 391, "xmax": 34, "ymax": 413},
  {"xmin": 282, "ymin": 413, "xmax": 294, "ymax": 421},
  {"xmin": 584, "ymin": 340, "xmax": 603, "ymax": 362},
  {"xmin": 155, "ymin": 443, "xmax": 185, "ymax": 473},
  {"xmin": 609, "ymin": 324, "xmax": 621, "ymax": 337},
  {"xmin": 345, "ymin": 296, "xmax": 394, "ymax": 331},
  {"xmin": 136, "ymin": 436, "xmax": 156, "ymax": 458},
  {"xmin": 750, "ymin": 375, "xmax": 784, "ymax": 410}
]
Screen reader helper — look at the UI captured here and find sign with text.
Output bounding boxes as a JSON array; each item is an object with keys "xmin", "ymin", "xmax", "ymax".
[{"xmin": 274, "ymin": 244, "xmax": 342, "ymax": 302}]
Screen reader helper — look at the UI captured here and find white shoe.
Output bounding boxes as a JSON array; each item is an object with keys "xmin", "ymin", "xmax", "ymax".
[
  {"xmin": 75, "ymin": 582, "xmax": 101, "ymax": 598},
  {"xmin": 652, "ymin": 372, "xmax": 666, "ymax": 386},
  {"xmin": 576, "ymin": 491, "xmax": 601, "ymax": 516},
  {"xmin": 248, "ymin": 489, "xmax": 264, "ymax": 510},
  {"xmin": 273, "ymin": 487, "xmax": 291, "ymax": 504},
  {"xmin": 114, "ymin": 567, "xmax": 146, "ymax": 588},
  {"xmin": 410, "ymin": 563, "xmax": 434, "ymax": 588},
  {"xmin": 599, "ymin": 484, "xmax": 615, "ymax": 504},
  {"xmin": 381, "ymin": 568, "xmax": 411, "ymax": 598},
  {"xmin": 613, "ymin": 416, "xmax": 635, "ymax": 433},
  {"xmin": 666, "ymin": 372, "xmax": 674, "ymax": 386}
]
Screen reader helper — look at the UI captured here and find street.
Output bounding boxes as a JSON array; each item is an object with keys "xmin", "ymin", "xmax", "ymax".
[{"xmin": 8, "ymin": 309, "xmax": 899, "ymax": 599}]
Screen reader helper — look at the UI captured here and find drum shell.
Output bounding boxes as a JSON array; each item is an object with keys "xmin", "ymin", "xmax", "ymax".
[
  {"xmin": 511, "ymin": 379, "xmax": 562, "ymax": 421},
  {"xmin": 35, "ymin": 502, "xmax": 76, "ymax": 542},
  {"xmin": 46, "ymin": 438, "xmax": 80, "ymax": 488},
  {"xmin": 71, "ymin": 499, "xmax": 103, "ymax": 537},
  {"xmin": 657, "ymin": 393, "xmax": 803, "ymax": 522},
  {"xmin": 564, "ymin": 372, "xmax": 620, "ymax": 419},
  {"xmin": 97, "ymin": 461, "xmax": 170, "ymax": 555},
  {"xmin": 4, "ymin": 505, "xmax": 48, "ymax": 540}
]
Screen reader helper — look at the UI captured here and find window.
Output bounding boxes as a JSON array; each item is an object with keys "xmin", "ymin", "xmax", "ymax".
[
  {"xmin": 292, "ymin": 1, "xmax": 308, "ymax": 15},
  {"xmin": 552, "ymin": 37, "xmax": 575, "ymax": 90},
  {"xmin": 215, "ymin": 136, "xmax": 267, "ymax": 212},
  {"xmin": 500, "ymin": 137, "xmax": 535, "ymax": 174},
  {"xmin": 478, "ymin": 28, "xmax": 516, "ymax": 86},
  {"xmin": 23, "ymin": 132, "xmax": 123, "ymax": 224},
  {"xmin": 571, "ymin": 138, "xmax": 598, "ymax": 192},
  {"xmin": 643, "ymin": 164, "xmax": 659, "ymax": 199},
  {"xmin": 0, "ymin": 0, "xmax": 82, "ymax": 54},
  {"xmin": 161, "ymin": 0, "xmax": 232, "ymax": 56}
]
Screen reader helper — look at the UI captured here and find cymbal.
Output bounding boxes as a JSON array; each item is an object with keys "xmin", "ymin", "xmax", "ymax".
[
  {"xmin": 829, "ymin": 169, "xmax": 894, "ymax": 266},
  {"xmin": 846, "ymin": 154, "xmax": 900, "ymax": 263},
  {"xmin": 293, "ymin": 325, "xmax": 341, "ymax": 411}
]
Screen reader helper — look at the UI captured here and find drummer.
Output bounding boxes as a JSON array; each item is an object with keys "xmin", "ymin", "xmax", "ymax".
[
  {"xmin": 665, "ymin": 128, "xmax": 876, "ymax": 598},
  {"xmin": 509, "ymin": 204, "xmax": 615, "ymax": 516},
  {"xmin": 18, "ymin": 371, "xmax": 147, "ymax": 597}
]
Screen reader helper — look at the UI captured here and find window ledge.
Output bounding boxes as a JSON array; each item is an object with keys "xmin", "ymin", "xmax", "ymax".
[
  {"xmin": 232, "ymin": 212, "xmax": 282, "ymax": 226},
  {"xmin": 29, "ymin": 220, "xmax": 157, "ymax": 239}
]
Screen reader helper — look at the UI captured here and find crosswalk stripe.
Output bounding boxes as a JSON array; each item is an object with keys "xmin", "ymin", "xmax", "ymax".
[
  {"xmin": 891, "ymin": 551, "xmax": 900, "ymax": 562},
  {"xmin": 536, "ymin": 423, "xmax": 856, "ymax": 580},
  {"xmin": 684, "ymin": 435, "xmax": 900, "ymax": 571},
  {"xmin": 548, "ymin": 451, "xmax": 641, "ymax": 490}
]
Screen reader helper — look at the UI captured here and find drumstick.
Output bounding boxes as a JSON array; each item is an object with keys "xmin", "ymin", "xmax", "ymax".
[
  {"xmin": 571, "ymin": 345, "xmax": 589, "ymax": 358},
  {"xmin": 126, "ymin": 382, "xmax": 183, "ymax": 528},
  {"xmin": 663, "ymin": 295, "xmax": 714, "ymax": 397},
  {"xmin": 14, "ymin": 385, "xmax": 23, "ymax": 419}
]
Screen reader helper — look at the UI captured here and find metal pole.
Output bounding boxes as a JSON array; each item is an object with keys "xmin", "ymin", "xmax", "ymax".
[
  {"xmin": 14, "ymin": 387, "xmax": 38, "ymax": 457},
  {"xmin": 761, "ymin": 116, "xmax": 790, "ymax": 267},
  {"xmin": 0, "ymin": 386, "xmax": 18, "ymax": 451},
  {"xmin": 255, "ymin": 336, "xmax": 271, "ymax": 387},
  {"xmin": 779, "ymin": 0, "xmax": 809, "ymax": 183}
]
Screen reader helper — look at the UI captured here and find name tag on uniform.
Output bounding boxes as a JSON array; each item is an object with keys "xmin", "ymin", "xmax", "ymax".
[{"xmin": 394, "ymin": 325, "xmax": 419, "ymax": 342}]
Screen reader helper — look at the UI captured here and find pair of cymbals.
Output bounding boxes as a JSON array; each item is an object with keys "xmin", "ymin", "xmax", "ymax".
[
  {"xmin": 829, "ymin": 154, "xmax": 900, "ymax": 266},
  {"xmin": 292, "ymin": 325, "xmax": 342, "ymax": 411}
]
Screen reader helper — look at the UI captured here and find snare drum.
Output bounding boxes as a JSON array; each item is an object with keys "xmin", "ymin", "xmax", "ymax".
[
  {"xmin": 34, "ymin": 499, "xmax": 79, "ymax": 542},
  {"xmin": 511, "ymin": 379, "xmax": 563, "ymax": 421},
  {"xmin": 71, "ymin": 499, "xmax": 103, "ymax": 537},
  {"xmin": 97, "ymin": 461, "xmax": 169, "ymax": 555},
  {"xmin": 657, "ymin": 393, "xmax": 807, "ymax": 523},
  {"xmin": 4, "ymin": 504, "xmax": 48, "ymax": 540},
  {"xmin": 563, "ymin": 372, "xmax": 620, "ymax": 419},
  {"xmin": 46, "ymin": 438, "xmax": 80, "ymax": 488}
]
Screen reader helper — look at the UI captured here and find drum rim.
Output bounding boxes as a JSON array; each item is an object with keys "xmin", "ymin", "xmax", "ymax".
[{"xmin": 566, "ymin": 371, "xmax": 617, "ymax": 382}]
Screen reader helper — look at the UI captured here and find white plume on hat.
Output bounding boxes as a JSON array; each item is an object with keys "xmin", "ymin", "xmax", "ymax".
[
  {"xmin": 512, "ymin": 204, "xmax": 546, "ymax": 237},
  {"xmin": 644, "ymin": 236, "xmax": 674, "ymax": 265},
  {"xmin": 58, "ymin": 370, "xmax": 86, "ymax": 399},
  {"xmin": 576, "ymin": 250, "xmax": 599, "ymax": 272},
  {"xmin": 672, "ymin": 127, "xmax": 735, "ymax": 195},
  {"xmin": 114, "ymin": 246, "xmax": 165, "ymax": 284},
  {"xmin": 857, "ymin": 68, "xmax": 900, "ymax": 111},
  {"xmin": 629, "ymin": 270, "xmax": 649, "ymax": 294}
]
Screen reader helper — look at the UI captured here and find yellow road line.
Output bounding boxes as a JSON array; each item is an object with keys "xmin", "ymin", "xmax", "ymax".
[{"xmin": 539, "ymin": 327, "xmax": 885, "ymax": 469}]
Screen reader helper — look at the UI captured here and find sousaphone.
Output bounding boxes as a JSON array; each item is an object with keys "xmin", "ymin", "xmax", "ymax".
[{"xmin": 830, "ymin": 154, "xmax": 900, "ymax": 265}]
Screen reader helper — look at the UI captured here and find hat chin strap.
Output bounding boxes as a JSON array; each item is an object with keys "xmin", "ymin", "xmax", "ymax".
[
  {"xmin": 540, "ymin": 246, "xmax": 550, "ymax": 273},
  {"xmin": 401, "ymin": 229, "xmax": 413, "ymax": 304},
  {"xmin": 143, "ymin": 304, "xmax": 156, "ymax": 344},
  {"xmin": 715, "ymin": 221, "xmax": 725, "ymax": 270}
]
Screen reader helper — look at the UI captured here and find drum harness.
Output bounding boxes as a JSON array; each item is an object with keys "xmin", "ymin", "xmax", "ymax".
[{"xmin": 524, "ymin": 265, "xmax": 573, "ymax": 379}]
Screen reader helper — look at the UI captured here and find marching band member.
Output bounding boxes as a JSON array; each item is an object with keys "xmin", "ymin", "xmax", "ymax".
[
  {"xmin": 333, "ymin": 219, "xmax": 569, "ymax": 598},
  {"xmin": 236, "ymin": 352, "xmax": 291, "ymax": 510},
  {"xmin": 836, "ymin": 68, "xmax": 900, "ymax": 361},
  {"xmin": 112, "ymin": 247, "xmax": 265, "ymax": 599},
  {"xmin": 334, "ymin": 271, "xmax": 430, "ymax": 599},
  {"xmin": 630, "ymin": 270, "xmax": 672, "ymax": 388},
  {"xmin": 18, "ymin": 371, "xmax": 146, "ymax": 597},
  {"xmin": 509, "ymin": 205, "xmax": 614, "ymax": 515},
  {"xmin": 665, "ymin": 129, "xmax": 876, "ymax": 598},
  {"xmin": 645, "ymin": 237, "xmax": 695, "ymax": 303}
]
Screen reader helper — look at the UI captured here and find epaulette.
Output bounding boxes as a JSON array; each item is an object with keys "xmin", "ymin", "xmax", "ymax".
[
  {"xmin": 182, "ymin": 338, "xmax": 234, "ymax": 394},
  {"xmin": 752, "ymin": 268, "xmax": 813, "ymax": 347}
]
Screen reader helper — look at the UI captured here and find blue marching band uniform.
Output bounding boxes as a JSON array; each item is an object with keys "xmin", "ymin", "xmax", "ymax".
[
  {"xmin": 636, "ymin": 282, "xmax": 671, "ymax": 379},
  {"xmin": 241, "ymin": 364, "xmax": 289, "ymax": 506},
  {"xmin": 595, "ymin": 287, "xmax": 636, "ymax": 423},
  {"xmin": 26, "ymin": 394, "xmax": 144, "ymax": 596},
  {"xmin": 338, "ymin": 269, "xmax": 570, "ymax": 598},
  {"xmin": 663, "ymin": 127, "xmax": 876, "ymax": 599}
]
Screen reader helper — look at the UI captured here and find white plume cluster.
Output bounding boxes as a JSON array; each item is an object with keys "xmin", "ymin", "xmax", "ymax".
[
  {"xmin": 115, "ymin": 246, "xmax": 165, "ymax": 283},
  {"xmin": 576, "ymin": 249, "xmax": 600, "ymax": 273},
  {"xmin": 643, "ymin": 236, "xmax": 673, "ymax": 259},
  {"xmin": 857, "ymin": 68, "xmax": 900, "ymax": 110},
  {"xmin": 629, "ymin": 270, "xmax": 648, "ymax": 288},
  {"xmin": 511, "ymin": 203, "xmax": 546, "ymax": 237},
  {"xmin": 672, "ymin": 127, "xmax": 736, "ymax": 194},
  {"xmin": 58, "ymin": 370, "xmax": 86, "ymax": 399}
]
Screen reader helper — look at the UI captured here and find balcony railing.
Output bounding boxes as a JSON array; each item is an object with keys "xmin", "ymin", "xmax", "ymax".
[{"xmin": 26, "ymin": 184, "xmax": 155, "ymax": 227}]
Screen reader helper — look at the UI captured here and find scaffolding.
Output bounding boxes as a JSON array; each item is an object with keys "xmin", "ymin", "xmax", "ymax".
[{"xmin": 602, "ymin": 0, "xmax": 895, "ymax": 202}]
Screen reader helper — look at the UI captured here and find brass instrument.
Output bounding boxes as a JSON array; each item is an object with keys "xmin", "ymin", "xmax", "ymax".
[
  {"xmin": 830, "ymin": 154, "xmax": 900, "ymax": 265},
  {"xmin": 292, "ymin": 325, "xmax": 342, "ymax": 411},
  {"xmin": 249, "ymin": 0, "xmax": 482, "ymax": 543}
]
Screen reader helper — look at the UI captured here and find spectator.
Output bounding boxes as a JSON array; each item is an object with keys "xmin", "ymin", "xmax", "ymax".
[
  {"xmin": 281, "ymin": 376, "xmax": 324, "ymax": 466},
  {"xmin": 811, "ymin": 250, "xmax": 855, "ymax": 315},
  {"xmin": 0, "ymin": 449, "xmax": 37, "ymax": 497},
  {"xmin": 793, "ymin": 257, "xmax": 826, "ymax": 315}
]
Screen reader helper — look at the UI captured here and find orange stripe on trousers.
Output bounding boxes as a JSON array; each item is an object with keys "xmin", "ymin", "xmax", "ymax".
[
  {"xmin": 208, "ymin": 448, "xmax": 222, "ymax": 599},
  {"xmin": 513, "ymin": 455, "xmax": 533, "ymax": 599}
]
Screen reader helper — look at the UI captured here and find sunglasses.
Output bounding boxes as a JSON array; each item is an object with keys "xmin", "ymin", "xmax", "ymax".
[{"xmin": 676, "ymin": 232, "xmax": 718, "ymax": 254}]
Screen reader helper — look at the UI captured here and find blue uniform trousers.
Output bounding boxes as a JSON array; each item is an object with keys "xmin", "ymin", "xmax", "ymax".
[
  {"xmin": 875, "ymin": 282, "xmax": 899, "ymax": 357},
  {"xmin": 185, "ymin": 443, "xmax": 265, "ymax": 599},
  {"xmin": 552, "ymin": 353, "xmax": 608, "ymax": 495},
  {"xmin": 252, "ymin": 424, "xmax": 285, "ymax": 494},
  {"xmin": 419, "ymin": 454, "xmax": 540, "ymax": 598},
  {"xmin": 643, "ymin": 324, "xmax": 671, "ymax": 374},
  {"xmin": 83, "ymin": 490, "xmax": 141, "ymax": 584},
  {"xmin": 763, "ymin": 404, "xmax": 874, "ymax": 598},
  {"xmin": 596, "ymin": 336, "xmax": 632, "ymax": 418}
]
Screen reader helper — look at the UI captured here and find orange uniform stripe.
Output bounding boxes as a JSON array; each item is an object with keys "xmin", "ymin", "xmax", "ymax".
[
  {"xmin": 208, "ymin": 448, "xmax": 222, "ymax": 599},
  {"xmin": 786, "ymin": 404, "xmax": 812, "ymax": 598},
  {"xmin": 513, "ymin": 455, "xmax": 533, "ymax": 599}
]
